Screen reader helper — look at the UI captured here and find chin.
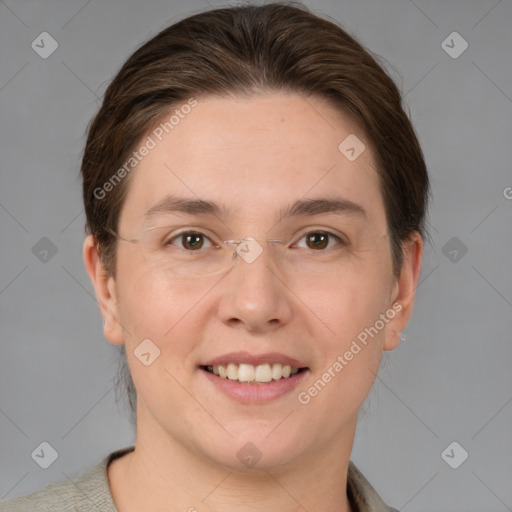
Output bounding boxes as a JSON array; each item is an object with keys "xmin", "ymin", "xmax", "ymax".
[{"xmin": 199, "ymin": 425, "xmax": 310, "ymax": 472}]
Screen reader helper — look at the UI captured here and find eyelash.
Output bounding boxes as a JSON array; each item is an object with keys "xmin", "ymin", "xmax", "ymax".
[{"xmin": 164, "ymin": 230, "xmax": 348, "ymax": 251}]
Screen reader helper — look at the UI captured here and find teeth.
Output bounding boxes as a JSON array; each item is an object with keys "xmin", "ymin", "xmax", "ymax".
[
  {"xmin": 205, "ymin": 363, "xmax": 302, "ymax": 383},
  {"xmin": 272, "ymin": 363, "xmax": 282, "ymax": 380},
  {"xmin": 238, "ymin": 363, "xmax": 255, "ymax": 382},
  {"xmin": 254, "ymin": 364, "xmax": 273, "ymax": 383},
  {"xmin": 226, "ymin": 363, "xmax": 238, "ymax": 380}
]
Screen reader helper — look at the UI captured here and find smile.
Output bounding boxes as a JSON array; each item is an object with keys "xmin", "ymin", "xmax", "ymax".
[{"xmin": 202, "ymin": 363, "xmax": 305, "ymax": 384}]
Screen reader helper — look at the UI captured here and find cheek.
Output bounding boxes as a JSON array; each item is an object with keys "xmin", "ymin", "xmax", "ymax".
[
  {"xmin": 298, "ymin": 280, "xmax": 387, "ymax": 423},
  {"xmin": 299, "ymin": 250, "xmax": 393, "ymax": 339},
  {"xmin": 113, "ymin": 253, "xmax": 203, "ymax": 354},
  {"xmin": 116, "ymin": 242, "xmax": 199, "ymax": 322},
  {"xmin": 299, "ymin": 250, "xmax": 393, "ymax": 395},
  {"xmin": 115, "ymin": 270, "xmax": 206, "ymax": 403}
]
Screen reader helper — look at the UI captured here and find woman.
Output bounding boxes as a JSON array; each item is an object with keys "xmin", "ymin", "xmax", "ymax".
[{"xmin": 2, "ymin": 2, "xmax": 428, "ymax": 511}]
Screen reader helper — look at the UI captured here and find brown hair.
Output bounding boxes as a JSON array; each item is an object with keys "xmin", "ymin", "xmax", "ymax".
[{"xmin": 81, "ymin": 1, "xmax": 430, "ymax": 423}]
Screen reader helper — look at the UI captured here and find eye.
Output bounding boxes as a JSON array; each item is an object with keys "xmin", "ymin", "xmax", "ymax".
[
  {"xmin": 293, "ymin": 231, "xmax": 346, "ymax": 251},
  {"xmin": 166, "ymin": 231, "xmax": 216, "ymax": 251}
]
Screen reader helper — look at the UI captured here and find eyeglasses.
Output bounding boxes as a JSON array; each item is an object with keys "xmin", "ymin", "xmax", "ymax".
[{"xmin": 105, "ymin": 224, "xmax": 388, "ymax": 279}]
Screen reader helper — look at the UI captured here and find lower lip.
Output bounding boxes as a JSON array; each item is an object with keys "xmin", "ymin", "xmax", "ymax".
[{"xmin": 200, "ymin": 368, "xmax": 309, "ymax": 404}]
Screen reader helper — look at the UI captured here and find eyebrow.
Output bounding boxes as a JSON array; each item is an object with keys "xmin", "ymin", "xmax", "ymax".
[{"xmin": 143, "ymin": 195, "xmax": 368, "ymax": 222}]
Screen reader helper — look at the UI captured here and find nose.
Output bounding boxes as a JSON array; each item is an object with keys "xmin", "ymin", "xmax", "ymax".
[{"xmin": 216, "ymin": 240, "xmax": 293, "ymax": 333}]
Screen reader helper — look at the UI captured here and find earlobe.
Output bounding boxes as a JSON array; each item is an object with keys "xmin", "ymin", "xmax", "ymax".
[
  {"xmin": 83, "ymin": 234, "xmax": 125, "ymax": 346},
  {"xmin": 383, "ymin": 232, "xmax": 423, "ymax": 351}
]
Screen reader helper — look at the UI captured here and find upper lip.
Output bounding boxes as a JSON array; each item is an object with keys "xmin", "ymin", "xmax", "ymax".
[{"xmin": 202, "ymin": 351, "xmax": 308, "ymax": 368}]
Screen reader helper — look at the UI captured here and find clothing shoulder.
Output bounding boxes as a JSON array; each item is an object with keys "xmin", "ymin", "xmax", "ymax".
[
  {"xmin": 348, "ymin": 460, "xmax": 399, "ymax": 512},
  {"xmin": 0, "ymin": 465, "xmax": 111, "ymax": 512},
  {"xmin": 0, "ymin": 447, "xmax": 134, "ymax": 512}
]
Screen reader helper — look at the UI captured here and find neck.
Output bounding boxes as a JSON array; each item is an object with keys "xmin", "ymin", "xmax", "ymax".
[{"xmin": 109, "ymin": 407, "xmax": 357, "ymax": 512}]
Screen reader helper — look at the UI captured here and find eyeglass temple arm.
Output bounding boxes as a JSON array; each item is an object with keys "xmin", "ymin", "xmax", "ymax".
[{"xmin": 103, "ymin": 226, "xmax": 139, "ymax": 243}]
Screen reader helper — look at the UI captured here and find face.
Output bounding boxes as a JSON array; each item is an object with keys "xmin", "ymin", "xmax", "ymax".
[{"xmin": 86, "ymin": 92, "xmax": 421, "ymax": 471}]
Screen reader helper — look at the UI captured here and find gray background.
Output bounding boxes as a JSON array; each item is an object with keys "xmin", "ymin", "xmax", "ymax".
[{"xmin": 1, "ymin": 1, "xmax": 511, "ymax": 510}]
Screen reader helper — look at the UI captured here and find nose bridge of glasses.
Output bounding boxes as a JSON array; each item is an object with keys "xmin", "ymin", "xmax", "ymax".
[{"xmin": 224, "ymin": 237, "xmax": 284, "ymax": 266}]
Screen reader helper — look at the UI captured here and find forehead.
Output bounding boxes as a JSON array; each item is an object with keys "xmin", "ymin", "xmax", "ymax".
[{"xmin": 118, "ymin": 92, "xmax": 385, "ymax": 230}]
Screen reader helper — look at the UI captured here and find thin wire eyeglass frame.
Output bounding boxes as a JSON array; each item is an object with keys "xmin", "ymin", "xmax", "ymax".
[{"xmin": 101, "ymin": 225, "xmax": 389, "ymax": 279}]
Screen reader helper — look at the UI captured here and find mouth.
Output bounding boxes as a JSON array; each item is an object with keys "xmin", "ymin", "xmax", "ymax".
[
  {"xmin": 198, "ymin": 351, "xmax": 310, "ymax": 403},
  {"xmin": 200, "ymin": 363, "xmax": 308, "ymax": 385}
]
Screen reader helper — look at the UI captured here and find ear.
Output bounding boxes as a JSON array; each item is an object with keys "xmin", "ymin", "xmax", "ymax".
[
  {"xmin": 383, "ymin": 232, "xmax": 423, "ymax": 351},
  {"xmin": 83, "ymin": 234, "xmax": 124, "ymax": 346}
]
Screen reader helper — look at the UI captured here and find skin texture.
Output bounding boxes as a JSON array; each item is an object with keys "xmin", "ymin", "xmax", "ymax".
[{"xmin": 84, "ymin": 92, "xmax": 423, "ymax": 512}]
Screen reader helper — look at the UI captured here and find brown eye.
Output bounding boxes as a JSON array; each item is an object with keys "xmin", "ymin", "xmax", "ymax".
[
  {"xmin": 182, "ymin": 233, "xmax": 204, "ymax": 250},
  {"xmin": 168, "ymin": 231, "xmax": 213, "ymax": 251},
  {"xmin": 295, "ymin": 231, "xmax": 345, "ymax": 251},
  {"xmin": 305, "ymin": 232, "xmax": 329, "ymax": 250}
]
